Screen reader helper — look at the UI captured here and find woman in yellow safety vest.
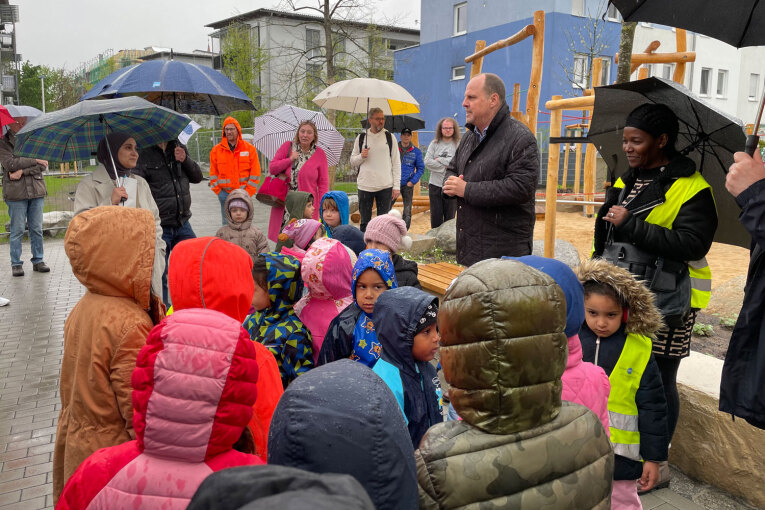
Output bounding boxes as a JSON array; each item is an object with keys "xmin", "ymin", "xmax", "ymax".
[{"xmin": 591, "ymin": 103, "xmax": 718, "ymax": 488}]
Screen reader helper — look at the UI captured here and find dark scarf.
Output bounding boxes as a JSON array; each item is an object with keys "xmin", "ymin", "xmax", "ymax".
[{"xmin": 97, "ymin": 132, "xmax": 132, "ymax": 180}]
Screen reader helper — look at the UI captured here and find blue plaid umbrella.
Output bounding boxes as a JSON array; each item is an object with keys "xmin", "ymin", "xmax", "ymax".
[
  {"xmin": 14, "ymin": 97, "xmax": 190, "ymax": 162},
  {"xmin": 79, "ymin": 60, "xmax": 254, "ymax": 115}
]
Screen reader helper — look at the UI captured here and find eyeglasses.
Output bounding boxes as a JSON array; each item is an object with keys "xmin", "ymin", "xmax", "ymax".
[{"xmin": 442, "ymin": 126, "xmax": 454, "ymax": 130}]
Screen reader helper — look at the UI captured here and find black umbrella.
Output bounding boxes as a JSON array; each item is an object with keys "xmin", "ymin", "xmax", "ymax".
[
  {"xmin": 360, "ymin": 114, "xmax": 425, "ymax": 133},
  {"xmin": 588, "ymin": 77, "xmax": 749, "ymax": 248},
  {"xmin": 610, "ymin": 0, "xmax": 765, "ymax": 154}
]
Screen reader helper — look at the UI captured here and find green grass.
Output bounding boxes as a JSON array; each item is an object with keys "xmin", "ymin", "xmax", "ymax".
[{"xmin": 333, "ymin": 182, "xmax": 358, "ymax": 194}]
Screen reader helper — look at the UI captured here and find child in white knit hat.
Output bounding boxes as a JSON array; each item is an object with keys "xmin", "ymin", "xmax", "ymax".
[{"xmin": 364, "ymin": 210, "xmax": 421, "ymax": 288}]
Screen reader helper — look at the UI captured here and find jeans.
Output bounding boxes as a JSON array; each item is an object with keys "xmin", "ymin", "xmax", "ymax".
[
  {"xmin": 358, "ymin": 187, "xmax": 393, "ymax": 232},
  {"xmin": 217, "ymin": 190, "xmax": 230, "ymax": 226},
  {"xmin": 162, "ymin": 220, "xmax": 197, "ymax": 307},
  {"xmin": 400, "ymin": 184, "xmax": 414, "ymax": 230},
  {"xmin": 8, "ymin": 198, "xmax": 44, "ymax": 267},
  {"xmin": 429, "ymin": 184, "xmax": 457, "ymax": 229}
]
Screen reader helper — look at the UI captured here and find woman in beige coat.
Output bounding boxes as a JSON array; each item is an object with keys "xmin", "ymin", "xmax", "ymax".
[
  {"xmin": 74, "ymin": 133, "xmax": 165, "ymax": 296},
  {"xmin": 52, "ymin": 206, "xmax": 164, "ymax": 503}
]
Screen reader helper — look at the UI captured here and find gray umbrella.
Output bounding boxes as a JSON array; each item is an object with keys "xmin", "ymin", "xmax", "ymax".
[
  {"xmin": 588, "ymin": 77, "xmax": 748, "ymax": 248},
  {"xmin": 5, "ymin": 105, "xmax": 43, "ymax": 119}
]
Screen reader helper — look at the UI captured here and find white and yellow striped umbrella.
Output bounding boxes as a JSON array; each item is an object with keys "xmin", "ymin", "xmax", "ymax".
[{"xmin": 313, "ymin": 78, "xmax": 420, "ymax": 116}]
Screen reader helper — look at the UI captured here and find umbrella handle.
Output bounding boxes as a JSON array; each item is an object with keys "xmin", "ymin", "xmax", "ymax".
[{"xmin": 745, "ymin": 134, "xmax": 760, "ymax": 157}]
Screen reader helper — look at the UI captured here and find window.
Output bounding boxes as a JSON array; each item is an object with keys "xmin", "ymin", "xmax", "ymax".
[
  {"xmin": 599, "ymin": 57, "xmax": 611, "ymax": 86},
  {"xmin": 573, "ymin": 53, "xmax": 588, "ymax": 89},
  {"xmin": 662, "ymin": 64, "xmax": 674, "ymax": 80},
  {"xmin": 452, "ymin": 65, "xmax": 466, "ymax": 80},
  {"xmin": 306, "ymin": 28, "xmax": 321, "ymax": 59},
  {"xmin": 572, "ymin": 0, "xmax": 584, "ymax": 16},
  {"xmin": 749, "ymin": 74, "xmax": 760, "ymax": 100},
  {"xmin": 716, "ymin": 69, "xmax": 728, "ymax": 97},
  {"xmin": 699, "ymin": 67, "xmax": 712, "ymax": 96},
  {"xmin": 306, "ymin": 63, "xmax": 323, "ymax": 93},
  {"xmin": 453, "ymin": 3, "xmax": 467, "ymax": 36},
  {"xmin": 606, "ymin": 3, "xmax": 619, "ymax": 20}
]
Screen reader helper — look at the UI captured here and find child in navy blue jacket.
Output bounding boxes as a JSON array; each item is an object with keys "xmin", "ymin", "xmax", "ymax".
[{"xmin": 373, "ymin": 286, "xmax": 443, "ymax": 447}]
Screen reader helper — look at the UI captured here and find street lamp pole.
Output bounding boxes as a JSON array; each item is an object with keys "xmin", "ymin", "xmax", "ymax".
[{"xmin": 40, "ymin": 75, "xmax": 45, "ymax": 113}]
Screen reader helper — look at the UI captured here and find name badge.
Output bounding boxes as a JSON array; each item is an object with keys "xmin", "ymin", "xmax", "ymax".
[{"xmin": 240, "ymin": 151, "xmax": 249, "ymax": 156}]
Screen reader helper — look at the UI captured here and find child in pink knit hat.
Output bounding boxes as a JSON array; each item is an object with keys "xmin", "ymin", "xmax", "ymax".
[
  {"xmin": 278, "ymin": 219, "xmax": 324, "ymax": 262},
  {"xmin": 364, "ymin": 210, "xmax": 421, "ymax": 288}
]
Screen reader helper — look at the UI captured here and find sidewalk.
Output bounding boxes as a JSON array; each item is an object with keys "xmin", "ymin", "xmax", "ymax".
[{"xmin": 0, "ymin": 182, "xmax": 749, "ymax": 509}]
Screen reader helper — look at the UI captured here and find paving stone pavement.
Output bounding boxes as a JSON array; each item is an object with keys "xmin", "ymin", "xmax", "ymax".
[{"xmin": 0, "ymin": 180, "xmax": 751, "ymax": 509}]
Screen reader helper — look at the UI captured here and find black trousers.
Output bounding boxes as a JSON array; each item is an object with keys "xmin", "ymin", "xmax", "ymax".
[
  {"xmin": 358, "ymin": 187, "xmax": 393, "ymax": 232},
  {"xmin": 429, "ymin": 184, "xmax": 457, "ymax": 229},
  {"xmin": 400, "ymin": 184, "xmax": 414, "ymax": 229}
]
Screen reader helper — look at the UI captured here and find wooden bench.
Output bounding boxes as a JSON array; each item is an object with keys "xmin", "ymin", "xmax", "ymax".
[{"xmin": 418, "ymin": 262, "xmax": 464, "ymax": 298}]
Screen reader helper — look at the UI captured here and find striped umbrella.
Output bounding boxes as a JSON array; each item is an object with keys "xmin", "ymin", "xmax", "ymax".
[
  {"xmin": 14, "ymin": 97, "xmax": 191, "ymax": 163},
  {"xmin": 252, "ymin": 105, "xmax": 345, "ymax": 166}
]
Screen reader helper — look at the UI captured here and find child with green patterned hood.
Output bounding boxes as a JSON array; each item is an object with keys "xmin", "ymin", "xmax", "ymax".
[{"xmin": 244, "ymin": 252, "xmax": 314, "ymax": 388}]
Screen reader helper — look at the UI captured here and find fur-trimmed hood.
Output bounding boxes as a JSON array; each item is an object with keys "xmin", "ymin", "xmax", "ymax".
[{"xmin": 578, "ymin": 258, "xmax": 664, "ymax": 337}]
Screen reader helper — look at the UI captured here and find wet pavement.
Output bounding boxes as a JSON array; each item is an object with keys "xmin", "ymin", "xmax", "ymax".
[{"xmin": 0, "ymin": 181, "xmax": 752, "ymax": 509}]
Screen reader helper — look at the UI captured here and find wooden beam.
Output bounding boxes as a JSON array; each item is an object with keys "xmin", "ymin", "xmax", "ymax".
[
  {"xmin": 562, "ymin": 126, "xmax": 573, "ymax": 190},
  {"xmin": 574, "ymin": 142, "xmax": 583, "ymax": 195},
  {"xmin": 545, "ymin": 95, "xmax": 594, "ymax": 110},
  {"xmin": 673, "ymin": 29, "xmax": 688, "ymax": 84},
  {"xmin": 512, "ymin": 83, "xmax": 521, "ymax": 112},
  {"xmin": 638, "ymin": 67, "xmax": 649, "ymax": 80},
  {"xmin": 526, "ymin": 10, "xmax": 545, "ymax": 134},
  {"xmin": 627, "ymin": 51, "xmax": 696, "ymax": 65},
  {"xmin": 545, "ymin": 95, "xmax": 563, "ymax": 258},
  {"xmin": 469, "ymin": 40, "xmax": 487, "ymax": 78},
  {"xmin": 465, "ymin": 25, "xmax": 535, "ymax": 64}
]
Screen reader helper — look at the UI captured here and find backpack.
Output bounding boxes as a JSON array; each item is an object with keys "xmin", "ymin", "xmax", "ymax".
[{"xmin": 358, "ymin": 131, "xmax": 393, "ymax": 156}]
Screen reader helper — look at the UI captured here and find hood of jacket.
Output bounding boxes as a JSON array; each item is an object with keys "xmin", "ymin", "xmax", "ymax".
[
  {"xmin": 285, "ymin": 190, "xmax": 312, "ymax": 222},
  {"xmin": 131, "ymin": 308, "xmax": 258, "ymax": 462},
  {"xmin": 578, "ymin": 258, "xmax": 664, "ymax": 337},
  {"xmin": 187, "ymin": 465, "xmax": 375, "ymax": 510},
  {"xmin": 220, "ymin": 116, "xmax": 243, "ymax": 148},
  {"xmin": 267, "ymin": 359, "xmax": 418, "ymax": 510},
  {"xmin": 439, "ymin": 258, "xmax": 568, "ymax": 435},
  {"xmin": 332, "ymin": 224, "xmax": 366, "ymax": 256},
  {"xmin": 320, "ymin": 191, "xmax": 350, "ymax": 236},
  {"xmin": 223, "ymin": 188, "xmax": 254, "ymax": 231},
  {"xmin": 168, "ymin": 237, "xmax": 255, "ymax": 323},
  {"xmin": 262, "ymin": 252, "xmax": 303, "ymax": 310},
  {"xmin": 65, "ymin": 206, "xmax": 155, "ymax": 309},
  {"xmin": 512, "ymin": 255, "xmax": 585, "ymax": 338},
  {"xmin": 300, "ymin": 237, "xmax": 354, "ymax": 302},
  {"xmin": 374, "ymin": 286, "xmax": 437, "ymax": 377},
  {"xmin": 352, "ymin": 249, "xmax": 398, "ymax": 302}
]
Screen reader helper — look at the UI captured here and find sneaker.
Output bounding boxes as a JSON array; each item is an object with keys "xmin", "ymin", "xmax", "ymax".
[
  {"xmin": 12, "ymin": 265, "xmax": 23, "ymax": 277},
  {"xmin": 33, "ymin": 262, "xmax": 50, "ymax": 273},
  {"xmin": 0, "ymin": 297, "xmax": 9, "ymax": 306}
]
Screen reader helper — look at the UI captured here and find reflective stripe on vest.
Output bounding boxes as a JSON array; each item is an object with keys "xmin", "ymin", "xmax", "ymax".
[
  {"xmin": 613, "ymin": 173, "xmax": 713, "ymax": 309},
  {"xmin": 608, "ymin": 332, "xmax": 652, "ymax": 462}
]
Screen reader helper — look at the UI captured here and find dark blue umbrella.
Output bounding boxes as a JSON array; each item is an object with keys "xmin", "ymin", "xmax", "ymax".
[{"xmin": 80, "ymin": 60, "xmax": 254, "ymax": 115}]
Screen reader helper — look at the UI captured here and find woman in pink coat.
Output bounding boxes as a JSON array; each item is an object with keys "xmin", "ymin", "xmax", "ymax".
[
  {"xmin": 56, "ymin": 308, "xmax": 264, "ymax": 510},
  {"xmin": 267, "ymin": 121, "xmax": 329, "ymax": 242},
  {"xmin": 515, "ymin": 256, "xmax": 610, "ymax": 433},
  {"xmin": 294, "ymin": 237, "xmax": 355, "ymax": 363}
]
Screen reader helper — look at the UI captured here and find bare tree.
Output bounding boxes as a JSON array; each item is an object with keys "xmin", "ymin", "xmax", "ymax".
[
  {"xmin": 615, "ymin": 22, "xmax": 637, "ymax": 83},
  {"xmin": 556, "ymin": 0, "xmax": 617, "ymax": 95}
]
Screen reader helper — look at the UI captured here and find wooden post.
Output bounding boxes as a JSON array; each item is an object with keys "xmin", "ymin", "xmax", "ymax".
[
  {"xmin": 583, "ymin": 59, "xmax": 602, "ymax": 217},
  {"xmin": 512, "ymin": 83, "xmax": 521, "ymax": 113},
  {"xmin": 638, "ymin": 67, "xmax": 649, "ymax": 80},
  {"xmin": 561, "ymin": 126, "xmax": 572, "ymax": 190},
  {"xmin": 470, "ymin": 40, "xmax": 487, "ymax": 78},
  {"xmin": 574, "ymin": 141, "xmax": 583, "ymax": 194},
  {"xmin": 526, "ymin": 10, "xmax": 545, "ymax": 135},
  {"xmin": 673, "ymin": 29, "xmax": 688, "ymax": 84},
  {"xmin": 544, "ymin": 95, "xmax": 563, "ymax": 258}
]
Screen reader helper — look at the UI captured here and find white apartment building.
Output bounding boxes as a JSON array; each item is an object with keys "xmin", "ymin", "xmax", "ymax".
[{"xmin": 206, "ymin": 8, "xmax": 419, "ymax": 110}]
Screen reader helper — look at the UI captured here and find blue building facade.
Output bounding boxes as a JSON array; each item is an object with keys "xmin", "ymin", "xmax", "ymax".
[{"xmin": 394, "ymin": 0, "xmax": 622, "ymax": 146}]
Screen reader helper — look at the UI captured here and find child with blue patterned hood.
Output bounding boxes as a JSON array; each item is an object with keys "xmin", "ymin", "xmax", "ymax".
[
  {"xmin": 244, "ymin": 252, "xmax": 314, "ymax": 388},
  {"xmin": 317, "ymin": 249, "xmax": 397, "ymax": 367}
]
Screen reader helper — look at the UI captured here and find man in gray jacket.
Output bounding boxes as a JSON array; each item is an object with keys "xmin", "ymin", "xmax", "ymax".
[
  {"xmin": 443, "ymin": 73, "xmax": 539, "ymax": 266},
  {"xmin": 0, "ymin": 116, "xmax": 50, "ymax": 277}
]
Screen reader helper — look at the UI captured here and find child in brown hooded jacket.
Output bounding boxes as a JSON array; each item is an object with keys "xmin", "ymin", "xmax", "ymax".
[{"xmin": 216, "ymin": 189, "xmax": 269, "ymax": 262}]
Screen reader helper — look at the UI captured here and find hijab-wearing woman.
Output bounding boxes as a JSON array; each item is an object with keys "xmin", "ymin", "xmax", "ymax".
[
  {"xmin": 591, "ymin": 103, "xmax": 717, "ymax": 486},
  {"xmin": 424, "ymin": 117, "xmax": 461, "ymax": 229},
  {"xmin": 73, "ymin": 132, "xmax": 166, "ymax": 296},
  {"xmin": 267, "ymin": 121, "xmax": 329, "ymax": 242}
]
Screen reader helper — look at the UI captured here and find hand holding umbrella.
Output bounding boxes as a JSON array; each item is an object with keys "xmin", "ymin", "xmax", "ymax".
[{"xmin": 727, "ymin": 150, "xmax": 765, "ymax": 198}]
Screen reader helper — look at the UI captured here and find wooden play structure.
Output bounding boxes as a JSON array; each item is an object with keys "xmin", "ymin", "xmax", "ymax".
[
  {"xmin": 391, "ymin": 10, "xmax": 546, "ymax": 224},
  {"xmin": 542, "ymin": 29, "xmax": 695, "ymax": 258}
]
